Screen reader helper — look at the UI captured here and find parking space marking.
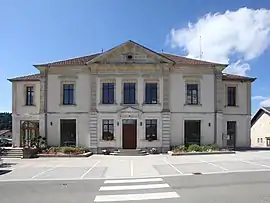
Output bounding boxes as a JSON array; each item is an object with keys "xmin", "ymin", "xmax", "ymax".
[
  {"xmin": 80, "ymin": 161, "xmax": 100, "ymax": 179},
  {"xmin": 201, "ymin": 161, "xmax": 229, "ymax": 171},
  {"xmin": 31, "ymin": 164, "xmax": 62, "ymax": 179},
  {"xmin": 163, "ymin": 158, "xmax": 183, "ymax": 174},
  {"xmin": 240, "ymin": 160, "xmax": 270, "ymax": 168},
  {"xmin": 130, "ymin": 160, "xmax": 134, "ymax": 177},
  {"xmin": 104, "ymin": 178, "xmax": 163, "ymax": 184}
]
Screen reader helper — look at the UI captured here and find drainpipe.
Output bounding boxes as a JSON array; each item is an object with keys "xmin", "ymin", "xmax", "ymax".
[
  {"xmin": 44, "ymin": 66, "xmax": 49, "ymax": 142},
  {"xmin": 213, "ymin": 68, "xmax": 217, "ymax": 144}
]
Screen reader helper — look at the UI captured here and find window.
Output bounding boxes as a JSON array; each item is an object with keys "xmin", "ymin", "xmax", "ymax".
[
  {"xmin": 261, "ymin": 138, "xmax": 263, "ymax": 143},
  {"xmin": 186, "ymin": 84, "xmax": 199, "ymax": 105},
  {"xmin": 123, "ymin": 83, "xmax": 136, "ymax": 104},
  {"xmin": 102, "ymin": 120, "xmax": 114, "ymax": 141},
  {"xmin": 145, "ymin": 83, "xmax": 157, "ymax": 104},
  {"xmin": 102, "ymin": 83, "xmax": 114, "ymax": 104},
  {"xmin": 145, "ymin": 119, "xmax": 157, "ymax": 140},
  {"xmin": 63, "ymin": 84, "xmax": 74, "ymax": 105},
  {"xmin": 257, "ymin": 138, "xmax": 260, "ymax": 143},
  {"xmin": 26, "ymin": 86, "xmax": 34, "ymax": 105},
  {"xmin": 227, "ymin": 86, "xmax": 236, "ymax": 106}
]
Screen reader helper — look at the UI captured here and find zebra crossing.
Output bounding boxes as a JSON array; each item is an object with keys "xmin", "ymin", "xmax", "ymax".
[{"xmin": 94, "ymin": 177, "xmax": 180, "ymax": 202}]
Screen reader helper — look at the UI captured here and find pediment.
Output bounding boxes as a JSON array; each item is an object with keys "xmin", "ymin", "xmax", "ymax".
[
  {"xmin": 117, "ymin": 106, "xmax": 142, "ymax": 113},
  {"xmin": 88, "ymin": 40, "xmax": 174, "ymax": 65}
]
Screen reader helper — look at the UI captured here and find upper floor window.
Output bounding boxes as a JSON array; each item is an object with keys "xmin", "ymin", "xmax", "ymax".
[
  {"xmin": 145, "ymin": 119, "xmax": 157, "ymax": 141},
  {"xmin": 63, "ymin": 84, "xmax": 74, "ymax": 105},
  {"xmin": 26, "ymin": 86, "xmax": 34, "ymax": 105},
  {"xmin": 145, "ymin": 83, "xmax": 157, "ymax": 104},
  {"xmin": 186, "ymin": 84, "xmax": 199, "ymax": 105},
  {"xmin": 123, "ymin": 83, "xmax": 136, "ymax": 104},
  {"xmin": 227, "ymin": 86, "xmax": 236, "ymax": 106},
  {"xmin": 102, "ymin": 83, "xmax": 114, "ymax": 104},
  {"xmin": 102, "ymin": 119, "xmax": 114, "ymax": 141}
]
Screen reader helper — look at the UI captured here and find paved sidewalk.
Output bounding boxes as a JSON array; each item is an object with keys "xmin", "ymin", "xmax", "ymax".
[{"xmin": 1, "ymin": 151, "xmax": 270, "ymax": 181}]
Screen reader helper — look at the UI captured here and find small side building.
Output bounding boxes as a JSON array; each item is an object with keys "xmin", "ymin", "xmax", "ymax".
[{"xmin": 251, "ymin": 107, "xmax": 270, "ymax": 147}]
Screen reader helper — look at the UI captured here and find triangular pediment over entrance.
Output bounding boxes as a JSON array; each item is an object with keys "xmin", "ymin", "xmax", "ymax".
[
  {"xmin": 87, "ymin": 40, "xmax": 174, "ymax": 65},
  {"xmin": 117, "ymin": 106, "xmax": 142, "ymax": 113}
]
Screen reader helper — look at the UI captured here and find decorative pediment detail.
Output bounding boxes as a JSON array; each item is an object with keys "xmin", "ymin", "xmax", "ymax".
[
  {"xmin": 117, "ymin": 106, "xmax": 142, "ymax": 113},
  {"xmin": 87, "ymin": 40, "xmax": 174, "ymax": 65}
]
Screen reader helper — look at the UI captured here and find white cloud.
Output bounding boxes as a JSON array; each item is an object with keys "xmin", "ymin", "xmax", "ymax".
[
  {"xmin": 252, "ymin": 95, "xmax": 270, "ymax": 107},
  {"xmin": 169, "ymin": 7, "xmax": 270, "ymax": 75}
]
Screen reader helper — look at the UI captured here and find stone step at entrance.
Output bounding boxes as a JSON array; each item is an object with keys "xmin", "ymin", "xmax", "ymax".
[{"xmin": 110, "ymin": 149, "xmax": 149, "ymax": 156}]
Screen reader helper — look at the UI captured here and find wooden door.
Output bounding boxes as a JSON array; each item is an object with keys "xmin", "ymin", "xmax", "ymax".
[
  {"xmin": 122, "ymin": 119, "xmax": 137, "ymax": 149},
  {"xmin": 227, "ymin": 121, "xmax": 236, "ymax": 150}
]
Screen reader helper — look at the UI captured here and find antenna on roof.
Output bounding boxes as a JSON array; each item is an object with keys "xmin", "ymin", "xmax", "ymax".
[
  {"xmin": 199, "ymin": 36, "xmax": 203, "ymax": 59},
  {"xmin": 161, "ymin": 49, "xmax": 164, "ymax": 53},
  {"xmin": 101, "ymin": 49, "xmax": 103, "ymax": 53}
]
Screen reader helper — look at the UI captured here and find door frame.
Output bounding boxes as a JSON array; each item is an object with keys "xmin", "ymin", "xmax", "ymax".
[
  {"xmin": 121, "ymin": 119, "xmax": 137, "ymax": 149},
  {"xmin": 226, "ymin": 121, "xmax": 236, "ymax": 149},
  {"xmin": 183, "ymin": 120, "xmax": 201, "ymax": 146},
  {"xmin": 59, "ymin": 118, "xmax": 78, "ymax": 146}
]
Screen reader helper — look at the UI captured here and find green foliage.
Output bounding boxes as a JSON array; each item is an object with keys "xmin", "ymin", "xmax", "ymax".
[
  {"xmin": 172, "ymin": 144, "xmax": 220, "ymax": 153},
  {"xmin": 0, "ymin": 113, "xmax": 12, "ymax": 131},
  {"xmin": 187, "ymin": 144, "xmax": 202, "ymax": 152},
  {"xmin": 43, "ymin": 146, "xmax": 90, "ymax": 154},
  {"xmin": 173, "ymin": 145, "xmax": 187, "ymax": 152}
]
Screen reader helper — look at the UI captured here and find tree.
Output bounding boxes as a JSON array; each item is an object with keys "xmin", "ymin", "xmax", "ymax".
[{"xmin": 0, "ymin": 113, "xmax": 12, "ymax": 131}]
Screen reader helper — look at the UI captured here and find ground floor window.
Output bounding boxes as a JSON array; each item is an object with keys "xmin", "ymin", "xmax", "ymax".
[
  {"xmin": 145, "ymin": 119, "xmax": 157, "ymax": 141},
  {"xmin": 102, "ymin": 119, "xmax": 114, "ymax": 141},
  {"xmin": 20, "ymin": 120, "xmax": 39, "ymax": 147},
  {"xmin": 60, "ymin": 119, "xmax": 76, "ymax": 146}
]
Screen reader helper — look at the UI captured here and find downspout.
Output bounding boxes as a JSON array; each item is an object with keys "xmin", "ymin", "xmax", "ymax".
[
  {"xmin": 44, "ymin": 66, "xmax": 49, "ymax": 142},
  {"xmin": 213, "ymin": 68, "xmax": 217, "ymax": 144}
]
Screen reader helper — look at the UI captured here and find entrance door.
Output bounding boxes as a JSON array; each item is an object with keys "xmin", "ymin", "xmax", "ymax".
[
  {"xmin": 122, "ymin": 119, "xmax": 137, "ymax": 149},
  {"xmin": 266, "ymin": 138, "xmax": 270, "ymax": 147},
  {"xmin": 184, "ymin": 120, "xmax": 201, "ymax": 146},
  {"xmin": 227, "ymin": 121, "xmax": 236, "ymax": 150},
  {"xmin": 60, "ymin": 119, "xmax": 76, "ymax": 146}
]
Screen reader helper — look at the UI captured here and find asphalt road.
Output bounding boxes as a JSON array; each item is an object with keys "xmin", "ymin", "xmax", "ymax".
[{"xmin": 1, "ymin": 171, "xmax": 270, "ymax": 203}]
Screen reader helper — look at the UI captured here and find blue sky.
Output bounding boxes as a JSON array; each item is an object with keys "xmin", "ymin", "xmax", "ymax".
[{"xmin": 1, "ymin": 0, "xmax": 270, "ymax": 114}]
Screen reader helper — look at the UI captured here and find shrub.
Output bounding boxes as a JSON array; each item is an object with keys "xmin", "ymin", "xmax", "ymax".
[
  {"xmin": 187, "ymin": 144, "xmax": 202, "ymax": 152},
  {"xmin": 208, "ymin": 144, "xmax": 219, "ymax": 151},
  {"xmin": 43, "ymin": 146, "xmax": 90, "ymax": 154},
  {"xmin": 173, "ymin": 145, "xmax": 187, "ymax": 152}
]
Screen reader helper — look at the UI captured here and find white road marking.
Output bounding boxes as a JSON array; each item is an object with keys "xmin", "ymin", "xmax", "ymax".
[
  {"xmin": 99, "ymin": 183, "xmax": 170, "ymax": 191},
  {"xmin": 31, "ymin": 164, "xmax": 62, "ymax": 179},
  {"xmin": 201, "ymin": 160, "xmax": 229, "ymax": 171},
  {"xmin": 104, "ymin": 178, "xmax": 163, "ymax": 184},
  {"xmin": 80, "ymin": 161, "xmax": 100, "ymax": 179},
  {"xmin": 240, "ymin": 160, "xmax": 270, "ymax": 168},
  {"xmin": 130, "ymin": 160, "xmax": 133, "ymax": 177},
  {"xmin": 94, "ymin": 192, "xmax": 180, "ymax": 202},
  {"xmin": 163, "ymin": 158, "xmax": 183, "ymax": 174}
]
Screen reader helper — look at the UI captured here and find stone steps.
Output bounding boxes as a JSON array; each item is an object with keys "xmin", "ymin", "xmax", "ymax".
[
  {"xmin": 110, "ymin": 149, "xmax": 148, "ymax": 156},
  {"xmin": 1, "ymin": 148, "xmax": 23, "ymax": 158}
]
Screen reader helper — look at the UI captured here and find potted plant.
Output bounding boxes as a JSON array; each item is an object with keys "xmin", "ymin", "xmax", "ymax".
[{"xmin": 146, "ymin": 134, "xmax": 155, "ymax": 142}]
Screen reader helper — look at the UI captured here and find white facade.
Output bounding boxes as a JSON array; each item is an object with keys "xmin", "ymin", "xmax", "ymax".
[
  {"xmin": 251, "ymin": 108, "xmax": 270, "ymax": 147},
  {"xmin": 9, "ymin": 41, "xmax": 255, "ymax": 152}
]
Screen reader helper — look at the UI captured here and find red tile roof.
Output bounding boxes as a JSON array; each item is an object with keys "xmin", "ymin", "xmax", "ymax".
[
  {"xmin": 222, "ymin": 73, "xmax": 256, "ymax": 82},
  {"xmin": 8, "ymin": 73, "xmax": 255, "ymax": 82},
  {"xmin": 34, "ymin": 52, "xmax": 227, "ymax": 67},
  {"xmin": 8, "ymin": 73, "xmax": 40, "ymax": 81}
]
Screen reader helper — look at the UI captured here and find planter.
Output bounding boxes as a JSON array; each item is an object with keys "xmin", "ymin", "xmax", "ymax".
[
  {"xmin": 23, "ymin": 148, "xmax": 39, "ymax": 158},
  {"xmin": 37, "ymin": 151, "xmax": 93, "ymax": 158},
  {"xmin": 168, "ymin": 150, "xmax": 235, "ymax": 156}
]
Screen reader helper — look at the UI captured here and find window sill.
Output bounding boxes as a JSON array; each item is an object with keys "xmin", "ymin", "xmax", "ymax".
[
  {"xmin": 184, "ymin": 103, "xmax": 202, "ymax": 106},
  {"xmin": 141, "ymin": 139, "xmax": 159, "ymax": 141},
  {"xmin": 98, "ymin": 102, "xmax": 118, "ymax": 105},
  {"xmin": 225, "ymin": 105, "xmax": 239, "ymax": 108},
  {"xmin": 142, "ymin": 102, "xmax": 161, "ymax": 106},
  {"xmin": 100, "ymin": 139, "xmax": 116, "ymax": 142},
  {"xmin": 60, "ymin": 104, "xmax": 77, "ymax": 106},
  {"xmin": 120, "ymin": 103, "xmax": 139, "ymax": 106},
  {"xmin": 24, "ymin": 104, "xmax": 36, "ymax": 107}
]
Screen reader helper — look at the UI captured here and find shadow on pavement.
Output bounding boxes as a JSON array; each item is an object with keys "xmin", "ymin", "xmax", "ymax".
[{"xmin": 0, "ymin": 170, "xmax": 12, "ymax": 175}]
